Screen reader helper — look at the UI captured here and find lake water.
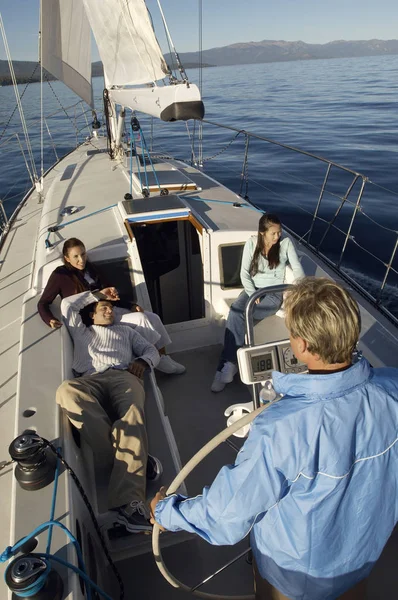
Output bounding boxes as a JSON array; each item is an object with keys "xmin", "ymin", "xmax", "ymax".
[{"xmin": 0, "ymin": 55, "xmax": 397, "ymax": 313}]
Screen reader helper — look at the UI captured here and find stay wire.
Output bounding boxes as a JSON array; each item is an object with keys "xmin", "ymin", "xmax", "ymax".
[
  {"xmin": 44, "ymin": 73, "xmax": 80, "ymax": 134},
  {"xmin": 198, "ymin": 0, "xmax": 203, "ymax": 166},
  {"xmin": 0, "ymin": 62, "xmax": 39, "ymax": 143}
]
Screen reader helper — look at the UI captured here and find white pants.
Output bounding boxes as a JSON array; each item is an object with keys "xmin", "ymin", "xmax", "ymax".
[{"xmin": 114, "ymin": 308, "xmax": 171, "ymax": 349}]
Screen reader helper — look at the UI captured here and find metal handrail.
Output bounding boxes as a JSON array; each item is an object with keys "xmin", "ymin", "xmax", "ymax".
[
  {"xmin": 202, "ymin": 118, "xmax": 365, "ymax": 178},
  {"xmin": 194, "ymin": 120, "xmax": 398, "ymax": 323},
  {"xmin": 0, "ymin": 199, "xmax": 8, "ymax": 227},
  {"xmin": 244, "ymin": 284, "xmax": 291, "ymax": 409}
]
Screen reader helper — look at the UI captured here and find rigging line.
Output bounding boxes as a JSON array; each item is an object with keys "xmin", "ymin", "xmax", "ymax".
[
  {"xmin": 0, "ymin": 62, "xmax": 39, "ymax": 143},
  {"xmin": 140, "ymin": 127, "xmax": 161, "ymax": 190},
  {"xmin": 305, "ymin": 213, "xmax": 398, "ymax": 274},
  {"xmin": 158, "ymin": 5, "xmax": 177, "ymax": 78},
  {"xmin": 24, "ymin": 101, "xmax": 83, "ymax": 127},
  {"xmin": 156, "ymin": 0, "xmax": 188, "ymax": 81},
  {"xmin": 0, "ymin": 14, "xmax": 38, "ymax": 181},
  {"xmin": 367, "ymin": 179, "xmax": 398, "ymax": 199},
  {"xmin": 201, "ymin": 131, "xmax": 243, "ymax": 162},
  {"xmin": 0, "ymin": 132, "xmax": 20, "ymax": 148},
  {"xmin": 267, "ymin": 165, "xmax": 355, "ymax": 204},
  {"xmin": 123, "ymin": 0, "xmax": 160, "ymax": 84},
  {"xmin": 0, "ymin": 134, "xmax": 34, "ymax": 189},
  {"xmin": 44, "ymin": 118, "xmax": 59, "ymax": 162},
  {"xmin": 185, "ymin": 122, "xmax": 198, "ymax": 166},
  {"xmin": 356, "ymin": 210, "xmax": 397, "ymax": 234},
  {"xmin": 40, "ymin": 13, "xmax": 44, "ymax": 192},
  {"xmin": 203, "ymin": 118, "xmax": 365, "ymax": 178},
  {"xmin": 214, "ymin": 159, "xmax": 315, "ymax": 218},
  {"xmin": 198, "ymin": 0, "xmax": 203, "ymax": 165},
  {"xmin": 44, "ymin": 74, "xmax": 80, "ymax": 133},
  {"xmin": 215, "ymin": 159, "xmax": 394, "ymax": 239}
]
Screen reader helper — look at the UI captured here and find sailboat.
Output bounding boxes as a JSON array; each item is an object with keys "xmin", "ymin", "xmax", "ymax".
[{"xmin": 0, "ymin": 1, "xmax": 397, "ymax": 599}]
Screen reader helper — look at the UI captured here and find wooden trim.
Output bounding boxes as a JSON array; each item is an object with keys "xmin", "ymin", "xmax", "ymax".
[
  {"xmin": 124, "ymin": 220, "xmax": 134, "ymax": 240},
  {"xmin": 188, "ymin": 213, "xmax": 203, "ymax": 234}
]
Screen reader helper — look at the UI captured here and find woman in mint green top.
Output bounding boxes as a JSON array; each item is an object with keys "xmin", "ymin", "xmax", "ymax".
[{"xmin": 211, "ymin": 213, "xmax": 304, "ymax": 392}]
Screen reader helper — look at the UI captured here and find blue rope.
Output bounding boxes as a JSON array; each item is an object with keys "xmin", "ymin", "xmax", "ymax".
[
  {"xmin": 186, "ymin": 195, "xmax": 262, "ymax": 211},
  {"xmin": 129, "ymin": 130, "xmax": 133, "ymax": 197},
  {"xmin": 12, "ymin": 561, "xmax": 51, "ymax": 598},
  {"xmin": 130, "ymin": 124, "xmax": 143, "ymax": 191},
  {"xmin": 2, "ymin": 520, "xmax": 91, "ymax": 600},
  {"xmin": 141, "ymin": 139, "xmax": 150, "ymax": 191},
  {"xmin": 45, "ymin": 203, "xmax": 117, "ymax": 248},
  {"xmin": 36, "ymin": 554, "xmax": 113, "ymax": 600},
  {"xmin": 56, "ymin": 204, "xmax": 118, "ymax": 228},
  {"xmin": 140, "ymin": 128, "xmax": 161, "ymax": 191}
]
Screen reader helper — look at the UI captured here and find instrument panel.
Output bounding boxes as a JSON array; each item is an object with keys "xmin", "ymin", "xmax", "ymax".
[{"xmin": 237, "ymin": 340, "xmax": 307, "ymax": 384}]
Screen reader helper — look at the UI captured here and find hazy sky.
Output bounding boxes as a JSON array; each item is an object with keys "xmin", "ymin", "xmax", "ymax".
[{"xmin": 1, "ymin": 0, "xmax": 397, "ymax": 61}]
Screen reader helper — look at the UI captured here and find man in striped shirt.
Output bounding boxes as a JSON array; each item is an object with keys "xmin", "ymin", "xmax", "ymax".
[{"xmin": 57, "ymin": 288, "xmax": 161, "ymax": 533}]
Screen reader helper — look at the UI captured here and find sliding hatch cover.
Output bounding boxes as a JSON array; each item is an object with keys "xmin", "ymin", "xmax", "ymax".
[{"xmin": 121, "ymin": 193, "xmax": 190, "ymax": 224}]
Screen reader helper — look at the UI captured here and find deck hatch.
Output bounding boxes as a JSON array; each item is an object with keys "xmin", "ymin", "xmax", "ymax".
[
  {"xmin": 122, "ymin": 194, "xmax": 190, "ymax": 223},
  {"xmin": 60, "ymin": 164, "xmax": 77, "ymax": 181},
  {"xmin": 129, "ymin": 168, "xmax": 197, "ymax": 192}
]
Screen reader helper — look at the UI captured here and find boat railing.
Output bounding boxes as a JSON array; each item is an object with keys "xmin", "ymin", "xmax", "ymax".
[{"xmin": 152, "ymin": 118, "xmax": 398, "ymax": 325}]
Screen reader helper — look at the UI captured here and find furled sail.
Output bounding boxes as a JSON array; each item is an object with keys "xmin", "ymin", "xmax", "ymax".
[
  {"xmin": 40, "ymin": 0, "xmax": 93, "ymax": 107},
  {"xmin": 82, "ymin": 0, "xmax": 169, "ymax": 86},
  {"xmin": 82, "ymin": 0, "xmax": 204, "ymax": 121}
]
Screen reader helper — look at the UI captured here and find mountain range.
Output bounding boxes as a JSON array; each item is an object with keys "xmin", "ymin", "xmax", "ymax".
[
  {"xmin": 170, "ymin": 38, "xmax": 398, "ymax": 67},
  {"xmin": 1, "ymin": 39, "xmax": 398, "ymax": 85}
]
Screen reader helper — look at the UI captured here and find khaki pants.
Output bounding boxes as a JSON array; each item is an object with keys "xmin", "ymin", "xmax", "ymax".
[
  {"xmin": 56, "ymin": 369, "xmax": 147, "ymax": 509},
  {"xmin": 253, "ymin": 561, "xmax": 367, "ymax": 599}
]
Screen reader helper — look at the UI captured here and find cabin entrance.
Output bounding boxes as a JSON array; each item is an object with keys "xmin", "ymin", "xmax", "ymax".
[{"xmin": 132, "ymin": 218, "xmax": 205, "ymax": 324}]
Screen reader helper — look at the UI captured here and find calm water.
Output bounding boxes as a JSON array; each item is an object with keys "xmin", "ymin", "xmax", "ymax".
[{"xmin": 0, "ymin": 55, "xmax": 397, "ymax": 312}]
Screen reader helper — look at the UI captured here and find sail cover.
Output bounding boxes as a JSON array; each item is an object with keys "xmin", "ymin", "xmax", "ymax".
[
  {"xmin": 41, "ymin": 0, "xmax": 93, "ymax": 107},
  {"xmin": 82, "ymin": 0, "xmax": 169, "ymax": 86}
]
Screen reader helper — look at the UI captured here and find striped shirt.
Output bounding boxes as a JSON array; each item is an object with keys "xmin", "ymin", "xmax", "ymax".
[{"xmin": 61, "ymin": 291, "xmax": 160, "ymax": 375}]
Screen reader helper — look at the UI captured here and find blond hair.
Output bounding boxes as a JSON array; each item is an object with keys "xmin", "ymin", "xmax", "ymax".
[{"xmin": 284, "ymin": 277, "xmax": 361, "ymax": 364}]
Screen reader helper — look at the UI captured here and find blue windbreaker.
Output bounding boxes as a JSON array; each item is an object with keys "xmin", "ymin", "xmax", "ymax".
[{"xmin": 155, "ymin": 358, "xmax": 398, "ymax": 599}]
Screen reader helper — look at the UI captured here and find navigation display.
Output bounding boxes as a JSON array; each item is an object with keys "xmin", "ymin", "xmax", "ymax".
[
  {"xmin": 237, "ymin": 341, "xmax": 307, "ymax": 385},
  {"xmin": 251, "ymin": 352, "xmax": 274, "ymax": 375}
]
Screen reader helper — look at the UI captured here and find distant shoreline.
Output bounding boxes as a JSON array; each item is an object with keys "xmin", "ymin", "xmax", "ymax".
[
  {"xmin": 0, "ymin": 63, "xmax": 215, "ymax": 87},
  {"xmin": 2, "ymin": 37, "xmax": 398, "ymax": 86}
]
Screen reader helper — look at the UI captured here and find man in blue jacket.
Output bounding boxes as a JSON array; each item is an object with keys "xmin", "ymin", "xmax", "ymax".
[{"xmin": 151, "ymin": 277, "xmax": 398, "ymax": 599}]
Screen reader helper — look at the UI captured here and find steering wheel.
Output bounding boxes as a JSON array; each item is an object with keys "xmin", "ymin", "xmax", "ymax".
[{"xmin": 152, "ymin": 402, "xmax": 275, "ymax": 599}]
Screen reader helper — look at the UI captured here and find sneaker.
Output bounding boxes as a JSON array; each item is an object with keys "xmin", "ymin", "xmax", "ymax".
[
  {"xmin": 146, "ymin": 455, "xmax": 163, "ymax": 481},
  {"xmin": 211, "ymin": 361, "xmax": 238, "ymax": 393},
  {"xmin": 156, "ymin": 354, "xmax": 186, "ymax": 374},
  {"xmin": 116, "ymin": 500, "xmax": 152, "ymax": 533}
]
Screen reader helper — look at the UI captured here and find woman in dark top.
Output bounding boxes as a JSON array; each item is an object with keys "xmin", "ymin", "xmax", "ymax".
[
  {"xmin": 38, "ymin": 238, "xmax": 102, "ymax": 328},
  {"xmin": 38, "ymin": 237, "xmax": 185, "ymax": 374}
]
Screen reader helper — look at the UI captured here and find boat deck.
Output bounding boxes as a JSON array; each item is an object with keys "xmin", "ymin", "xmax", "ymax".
[
  {"xmin": 1, "ymin": 137, "xmax": 398, "ymax": 599},
  {"xmin": 0, "ymin": 183, "xmax": 55, "ymax": 589},
  {"xmin": 117, "ymin": 345, "xmax": 398, "ymax": 599}
]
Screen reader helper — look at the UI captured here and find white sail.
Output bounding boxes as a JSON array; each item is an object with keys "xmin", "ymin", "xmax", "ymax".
[
  {"xmin": 40, "ymin": 0, "xmax": 93, "ymax": 107},
  {"xmin": 82, "ymin": 0, "xmax": 169, "ymax": 86}
]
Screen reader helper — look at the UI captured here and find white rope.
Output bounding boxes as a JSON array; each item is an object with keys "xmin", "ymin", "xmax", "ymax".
[
  {"xmin": 0, "ymin": 12, "xmax": 38, "ymax": 183},
  {"xmin": 39, "ymin": 8, "xmax": 44, "ymax": 193},
  {"xmin": 198, "ymin": 0, "xmax": 203, "ymax": 166},
  {"xmin": 156, "ymin": 0, "xmax": 188, "ymax": 81}
]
